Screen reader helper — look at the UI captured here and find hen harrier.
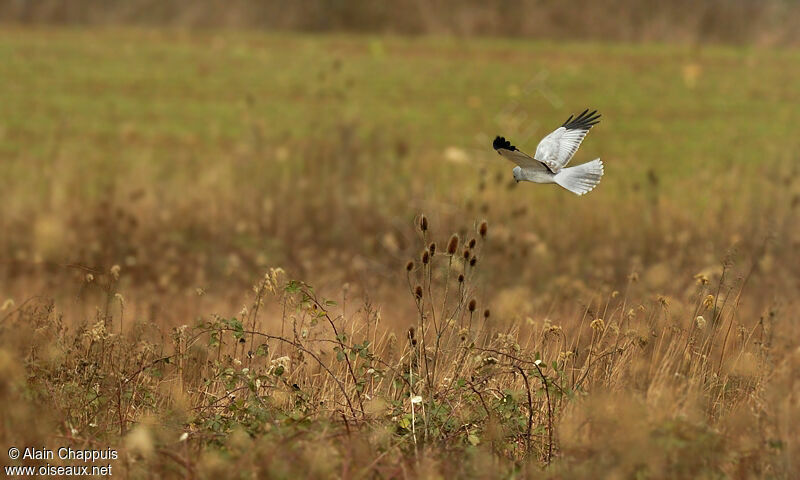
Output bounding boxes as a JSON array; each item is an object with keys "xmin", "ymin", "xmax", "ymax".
[{"xmin": 493, "ymin": 109, "xmax": 603, "ymax": 195}]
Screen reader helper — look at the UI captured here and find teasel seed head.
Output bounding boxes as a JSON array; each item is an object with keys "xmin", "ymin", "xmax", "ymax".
[
  {"xmin": 483, "ymin": 309, "xmax": 490, "ymax": 319},
  {"xmin": 458, "ymin": 273, "xmax": 464, "ymax": 283},
  {"xmin": 422, "ymin": 250, "xmax": 430, "ymax": 265},
  {"xmin": 428, "ymin": 242, "xmax": 436, "ymax": 256},
  {"xmin": 419, "ymin": 214, "xmax": 428, "ymax": 232},
  {"xmin": 469, "ymin": 256, "xmax": 477, "ymax": 267},
  {"xmin": 478, "ymin": 220, "xmax": 488, "ymax": 238},
  {"xmin": 468, "ymin": 238, "xmax": 477, "ymax": 249},
  {"xmin": 408, "ymin": 326, "xmax": 416, "ymax": 340},
  {"xmin": 468, "ymin": 299, "xmax": 477, "ymax": 312},
  {"xmin": 414, "ymin": 285, "xmax": 423, "ymax": 299},
  {"xmin": 406, "ymin": 260, "xmax": 415, "ymax": 272},
  {"xmin": 463, "ymin": 248, "xmax": 471, "ymax": 260},
  {"xmin": 447, "ymin": 234, "xmax": 459, "ymax": 255}
]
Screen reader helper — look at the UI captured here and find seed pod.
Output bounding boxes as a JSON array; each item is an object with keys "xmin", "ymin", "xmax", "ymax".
[
  {"xmin": 457, "ymin": 274, "xmax": 464, "ymax": 283},
  {"xmin": 406, "ymin": 260, "xmax": 415, "ymax": 272},
  {"xmin": 428, "ymin": 242, "xmax": 436, "ymax": 256},
  {"xmin": 468, "ymin": 299, "xmax": 477, "ymax": 312},
  {"xmin": 422, "ymin": 250, "xmax": 430, "ymax": 265},
  {"xmin": 463, "ymin": 248, "xmax": 471, "ymax": 260},
  {"xmin": 483, "ymin": 309, "xmax": 490, "ymax": 319},
  {"xmin": 419, "ymin": 215, "xmax": 428, "ymax": 232},
  {"xmin": 469, "ymin": 256, "xmax": 477, "ymax": 267},
  {"xmin": 447, "ymin": 234, "xmax": 459, "ymax": 255},
  {"xmin": 408, "ymin": 326, "xmax": 416, "ymax": 339},
  {"xmin": 478, "ymin": 220, "xmax": 488, "ymax": 238},
  {"xmin": 468, "ymin": 238, "xmax": 477, "ymax": 249},
  {"xmin": 415, "ymin": 285, "xmax": 423, "ymax": 299}
]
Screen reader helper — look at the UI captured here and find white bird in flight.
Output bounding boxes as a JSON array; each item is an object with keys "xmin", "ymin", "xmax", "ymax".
[{"xmin": 493, "ymin": 109, "xmax": 604, "ymax": 195}]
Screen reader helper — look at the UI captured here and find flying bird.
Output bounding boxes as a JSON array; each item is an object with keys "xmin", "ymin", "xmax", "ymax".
[{"xmin": 493, "ymin": 109, "xmax": 604, "ymax": 195}]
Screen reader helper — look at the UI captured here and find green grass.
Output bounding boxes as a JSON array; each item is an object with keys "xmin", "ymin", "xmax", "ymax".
[{"xmin": 2, "ymin": 28, "xmax": 799, "ymax": 205}]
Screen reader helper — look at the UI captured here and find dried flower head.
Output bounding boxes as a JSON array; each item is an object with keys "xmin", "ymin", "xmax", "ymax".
[
  {"xmin": 414, "ymin": 285, "xmax": 423, "ymax": 299},
  {"xmin": 483, "ymin": 309, "xmax": 490, "ymax": 319},
  {"xmin": 458, "ymin": 274, "xmax": 464, "ymax": 283},
  {"xmin": 694, "ymin": 273, "xmax": 709, "ymax": 285},
  {"xmin": 422, "ymin": 250, "xmax": 430, "ymax": 265},
  {"xmin": 590, "ymin": 318, "xmax": 605, "ymax": 331},
  {"xmin": 406, "ymin": 260, "xmax": 415, "ymax": 272},
  {"xmin": 463, "ymin": 248, "xmax": 471, "ymax": 260},
  {"xmin": 469, "ymin": 256, "xmax": 477, "ymax": 267},
  {"xmin": 695, "ymin": 315, "xmax": 707, "ymax": 329},
  {"xmin": 419, "ymin": 214, "xmax": 428, "ymax": 232},
  {"xmin": 702, "ymin": 294, "xmax": 714, "ymax": 309},
  {"xmin": 447, "ymin": 234, "xmax": 460, "ymax": 255},
  {"xmin": 110, "ymin": 264, "xmax": 121, "ymax": 280},
  {"xmin": 468, "ymin": 238, "xmax": 477, "ymax": 249},
  {"xmin": 408, "ymin": 326, "xmax": 416, "ymax": 340},
  {"xmin": 478, "ymin": 220, "xmax": 488, "ymax": 238},
  {"xmin": 428, "ymin": 242, "xmax": 436, "ymax": 256}
]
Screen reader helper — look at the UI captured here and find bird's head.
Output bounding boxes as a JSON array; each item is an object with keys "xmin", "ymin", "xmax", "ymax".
[{"xmin": 512, "ymin": 166, "xmax": 522, "ymax": 183}]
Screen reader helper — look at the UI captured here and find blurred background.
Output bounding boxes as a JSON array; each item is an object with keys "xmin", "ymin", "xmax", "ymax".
[{"xmin": 1, "ymin": 0, "xmax": 799, "ymax": 329}]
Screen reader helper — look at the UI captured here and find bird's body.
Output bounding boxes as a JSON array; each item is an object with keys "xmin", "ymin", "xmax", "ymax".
[{"xmin": 494, "ymin": 109, "xmax": 604, "ymax": 195}]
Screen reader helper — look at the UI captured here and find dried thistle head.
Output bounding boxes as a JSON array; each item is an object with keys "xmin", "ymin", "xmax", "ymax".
[
  {"xmin": 422, "ymin": 250, "xmax": 430, "ymax": 265},
  {"xmin": 428, "ymin": 242, "xmax": 436, "ymax": 256},
  {"xmin": 414, "ymin": 285, "xmax": 423, "ymax": 299},
  {"xmin": 695, "ymin": 315, "xmax": 707, "ymax": 329},
  {"xmin": 447, "ymin": 234, "xmax": 460, "ymax": 255},
  {"xmin": 483, "ymin": 309, "xmax": 490, "ymax": 319},
  {"xmin": 463, "ymin": 248, "xmax": 471, "ymax": 260},
  {"xmin": 590, "ymin": 318, "xmax": 605, "ymax": 331},
  {"xmin": 469, "ymin": 256, "xmax": 477, "ymax": 267},
  {"xmin": 468, "ymin": 238, "xmax": 477, "ymax": 249},
  {"xmin": 468, "ymin": 299, "xmax": 476, "ymax": 312},
  {"xmin": 419, "ymin": 214, "xmax": 428, "ymax": 232},
  {"xmin": 406, "ymin": 260, "xmax": 415, "ymax": 272},
  {"xmin": 408, "ymin": 326, "xmax": 416, "ymax": 340},
  {"xmin": 478, "ymin": 220, "xmax": 488, "ymax": 238},
  {"xmin": 702, "ymin": 294, "xmax": 714, "ymax": 309}
]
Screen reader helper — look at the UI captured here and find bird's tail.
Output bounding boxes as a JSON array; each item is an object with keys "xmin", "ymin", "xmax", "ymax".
[{"xmin": 553, "ymin": 159, "xmax": 604, "ymax": 196}]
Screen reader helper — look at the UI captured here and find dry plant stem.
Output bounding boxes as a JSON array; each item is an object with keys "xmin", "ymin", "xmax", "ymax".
[
  {"xmin": 717, "ymin": 263, "xmax": 755, "ymax": 374},
  {"xmin": 516, "ymin": 366, "xmax": 534, "ymax": 454},
  {"xmin": 196, "ymin": 327, "xmax": 361, "ymax": 419},
  {"xmin": 303, "ymin": 288, "xmax": 366, "ymax": 418},
  {"xmin": 531, "ymin": 362, "xmax": 554, "ymax": 465}
]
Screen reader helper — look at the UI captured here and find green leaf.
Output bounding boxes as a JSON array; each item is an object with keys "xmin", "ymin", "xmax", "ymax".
[{"xmin": 467, "ymin": 433, "xmax": 480, "ymax": 446}]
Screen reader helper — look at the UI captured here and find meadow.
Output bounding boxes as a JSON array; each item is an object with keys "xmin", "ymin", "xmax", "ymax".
[{"xmin": 1, "ymin": 28, "xmax": 800, "ymax": 478}]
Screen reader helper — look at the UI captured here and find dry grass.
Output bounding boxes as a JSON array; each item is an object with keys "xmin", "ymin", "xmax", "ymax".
[{"xmin": 1, "ymin": 215, "xmax": 798, "ymax": 478}]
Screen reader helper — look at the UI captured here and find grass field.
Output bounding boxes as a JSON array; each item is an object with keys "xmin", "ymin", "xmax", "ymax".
[{"xmin": 1, "ymin": 28, "xmax": 800, "ymax": 478}]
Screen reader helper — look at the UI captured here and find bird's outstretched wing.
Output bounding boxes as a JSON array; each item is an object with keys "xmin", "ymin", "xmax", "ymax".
[
  {"xmin": 493, "ymin": 136, "xmax": 551, "ymax": 172},
  {"xmin": 534, "ymin": 109, "xmax": 601, "ymax": 172}
]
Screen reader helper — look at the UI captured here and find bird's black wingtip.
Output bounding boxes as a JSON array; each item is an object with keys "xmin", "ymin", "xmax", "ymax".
[
  {"xmin": 493, "ymin": 136, "xmax": 516, "ymax": 151},
  {"xmin": 562, "ymin": 109, "xmax": 602, "ymax": 130}
]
